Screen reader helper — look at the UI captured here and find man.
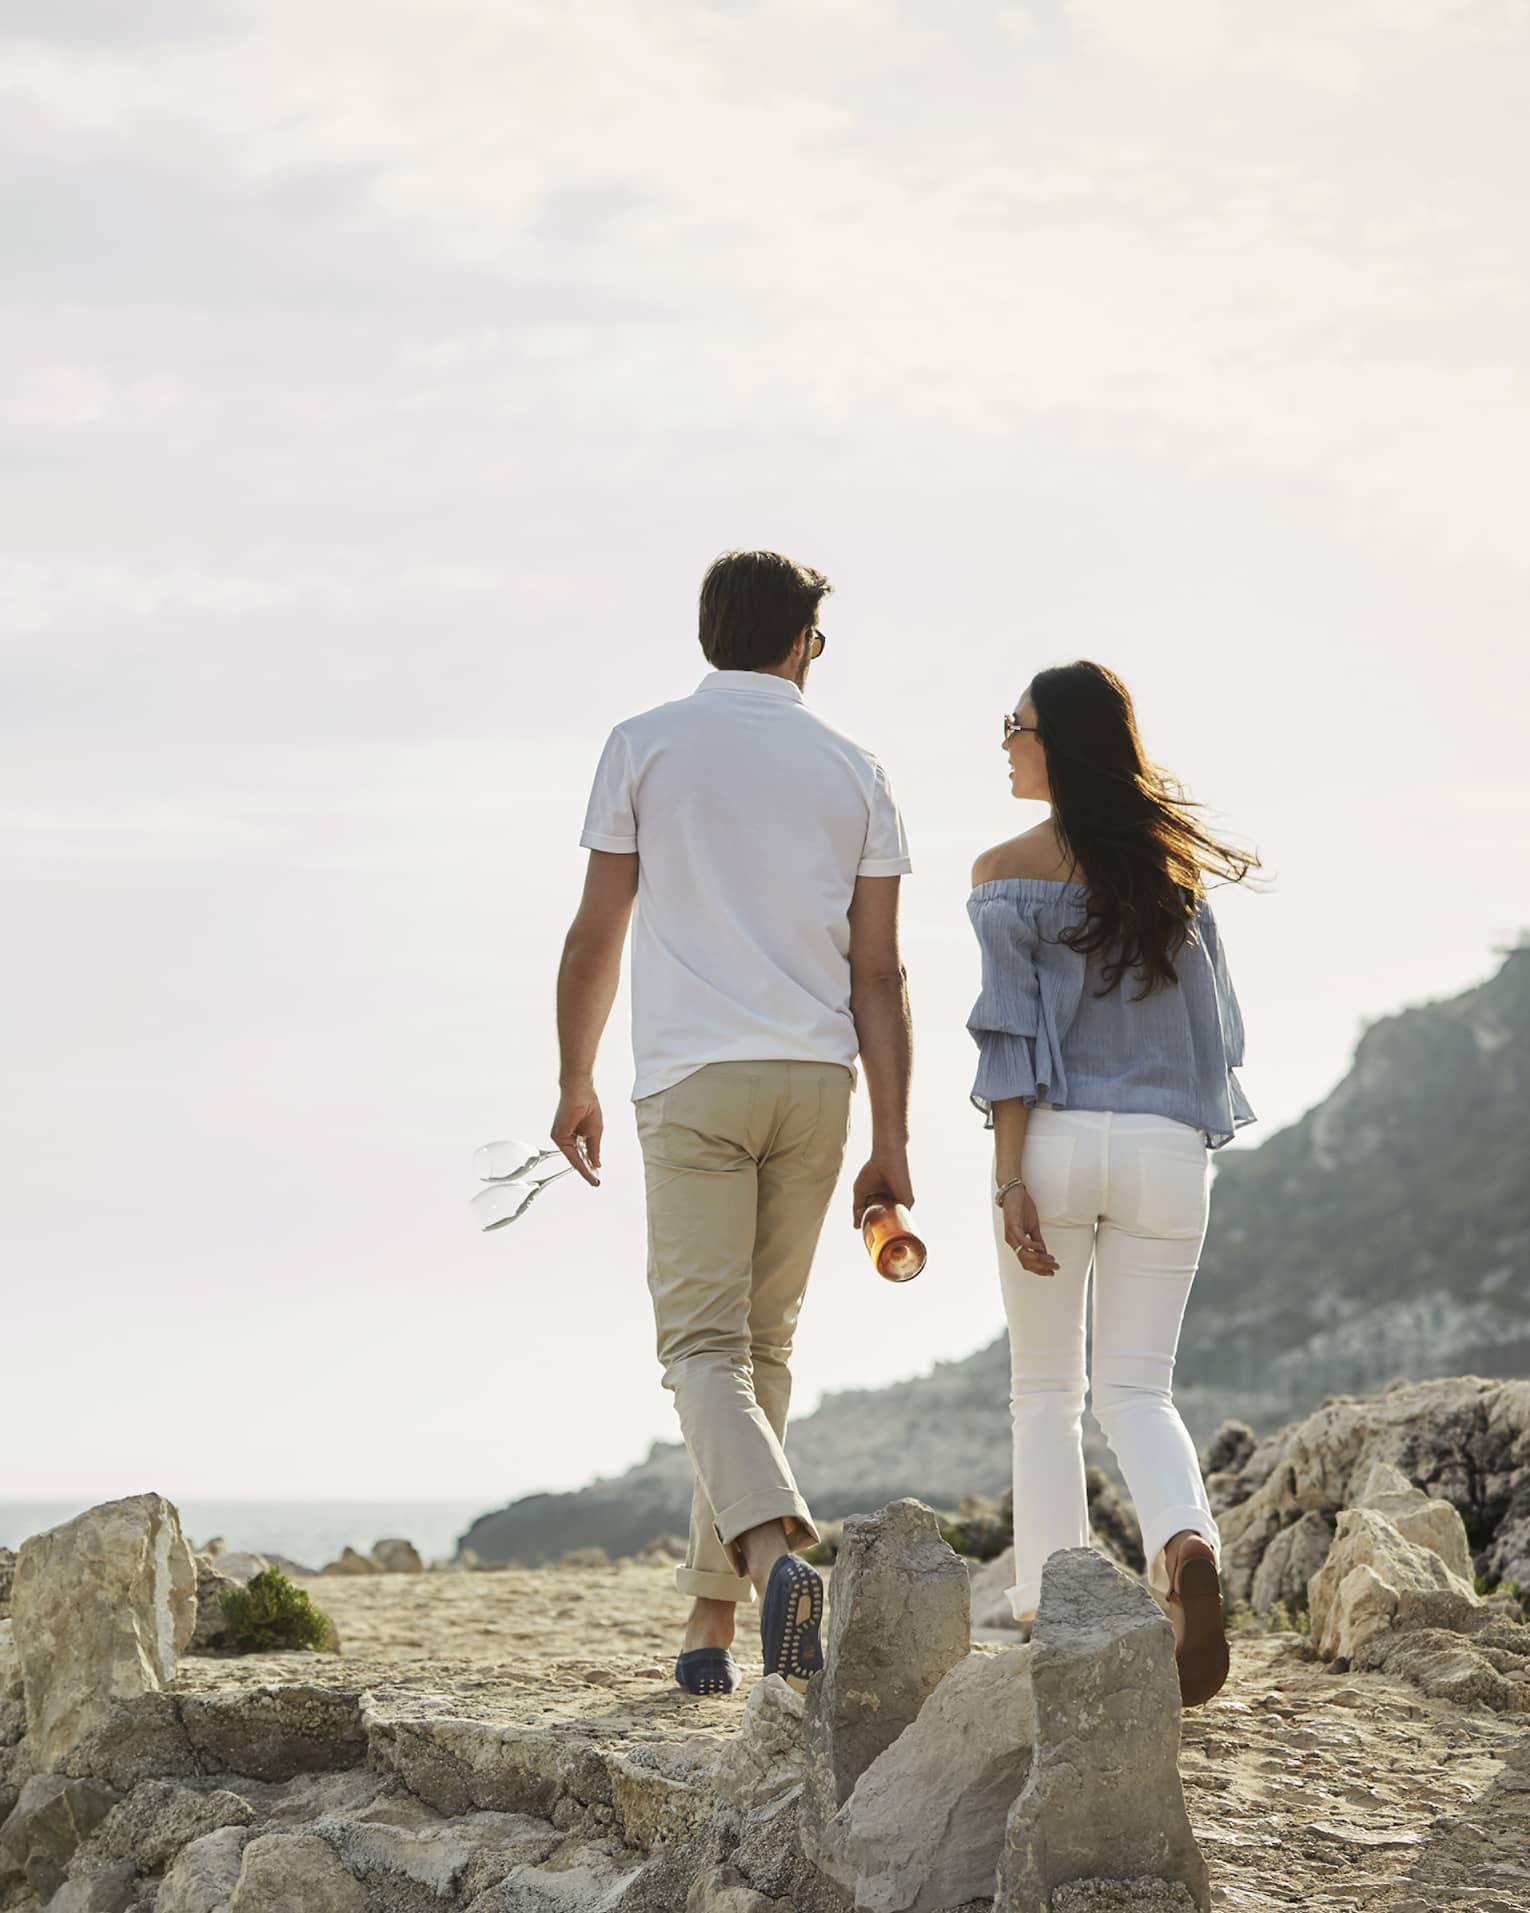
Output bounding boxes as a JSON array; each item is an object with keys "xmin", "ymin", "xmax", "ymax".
[{"xmin": 550, "ymin": 549, "xmax": 914, "ymax": 1695}]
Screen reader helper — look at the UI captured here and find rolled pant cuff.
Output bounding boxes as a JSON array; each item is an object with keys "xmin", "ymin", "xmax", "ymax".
[
  {"xmin": 1143, "ymin": 1507, "xmax": 1221, "ymax": 1595},
  {"xmin": 675, "ymin": 1564, "xmax": 756, "ymax": 1604},
  {"xmin": 714, "ymin": 1487, "xmax": 819, "ymax": 1570}
]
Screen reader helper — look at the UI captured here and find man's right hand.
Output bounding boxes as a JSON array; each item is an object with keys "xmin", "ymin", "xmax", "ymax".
[
  {"xmin": 551, "ymin": 1085, "xmax": 603, "ymax": 1187},
  {"xmin": 851, "ymin": 1150, "xmax": 914, "ymax": 1228}
]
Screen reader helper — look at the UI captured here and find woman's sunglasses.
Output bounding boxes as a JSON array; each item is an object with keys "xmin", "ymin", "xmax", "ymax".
[{"xmin": 1002, "ymin": 713, "xmax": 1042, "ymax": 744}]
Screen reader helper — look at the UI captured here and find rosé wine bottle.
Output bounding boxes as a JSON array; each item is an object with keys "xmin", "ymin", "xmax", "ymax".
[{"xmin": 861, "ymin": 1200, "xmax": 926, "ymax": 1283}]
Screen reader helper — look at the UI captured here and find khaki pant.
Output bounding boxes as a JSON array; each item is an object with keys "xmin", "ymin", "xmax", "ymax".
[{"xmin": 636, "ymin": 1059, "xmax": 854, "ymax": 1604}]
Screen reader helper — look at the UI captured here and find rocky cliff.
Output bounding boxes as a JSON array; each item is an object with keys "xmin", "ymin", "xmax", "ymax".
[{"xmin": 461, "ymin": 946, "xmax": 1530, "ymax": 1567}]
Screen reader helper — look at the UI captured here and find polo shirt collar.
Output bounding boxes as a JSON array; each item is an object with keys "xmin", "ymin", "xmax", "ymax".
[{"xmin": 696, "ymin": 669, "xmax": 803, "ymax": 704}]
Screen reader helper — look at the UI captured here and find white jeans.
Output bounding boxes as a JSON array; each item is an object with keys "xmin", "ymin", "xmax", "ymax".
[{"xmin": 994, "ymin": 1107, "xmax": 1221, "ymax": 1619}]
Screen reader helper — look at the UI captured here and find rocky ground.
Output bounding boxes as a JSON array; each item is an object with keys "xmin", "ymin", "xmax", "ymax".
[
  {"xmin": 153, "ymin": 1561, "xmax": 1529, "ymax": 1912},
  {"xmin": 5, "ymin": 1379, "xmax": 1530, "ymax": 1912}
]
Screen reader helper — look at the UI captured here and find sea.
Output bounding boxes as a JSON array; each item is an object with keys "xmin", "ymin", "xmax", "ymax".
[{"xmin": 0, "ymin": 1500, "xmax": 495, "ymax": 1572}]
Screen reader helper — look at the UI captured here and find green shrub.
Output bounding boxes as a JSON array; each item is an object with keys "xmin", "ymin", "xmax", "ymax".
[
  {"xmin": 1476, "ymin": 1575, "xmax": 1528, "ymax": 1620},
  {"xmin": 220, "ymin": 1568, "xmax": 336, "ymax": 1654},
  {"xmin": 1267, "ymin": 1599, "xmax": 1312, "ymax": 1636}
]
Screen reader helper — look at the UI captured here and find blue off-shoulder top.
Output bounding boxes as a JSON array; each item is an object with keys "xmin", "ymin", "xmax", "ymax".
[{"xmin": 966, "ymin": 878, "xmax": 1254, "ymax": 1149}]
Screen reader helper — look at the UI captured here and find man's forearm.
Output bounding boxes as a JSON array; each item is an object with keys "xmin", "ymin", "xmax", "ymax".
[
  {"xmin": 991, "ymin": 1097, "xmax": 1031, "ymax": 1186},
  {"xmin": 850, "ymin": 971, "xmax": 913, "ymax": 1144},
  {"xmin": 556, "ymin": 932, "xmax": 625, "ymax": 1087}
]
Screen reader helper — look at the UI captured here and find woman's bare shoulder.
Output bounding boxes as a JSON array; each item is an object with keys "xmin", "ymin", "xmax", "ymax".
[{"xmin": 970, "ymin": 825, "xmax": 1080, "ymax": 888}]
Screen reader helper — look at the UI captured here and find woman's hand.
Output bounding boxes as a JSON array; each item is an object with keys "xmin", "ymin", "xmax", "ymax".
[{"xmin": 1001, "ymin": 1183, "xmax": 1058, "ymax": 1276}]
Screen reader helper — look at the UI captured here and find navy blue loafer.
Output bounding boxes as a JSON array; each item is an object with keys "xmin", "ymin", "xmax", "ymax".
[
  {"xmin": 674, "ymin": 1647, "xmax": 742, "ymax": 1696},
  {"xmin": 761, "ymin": 1555, "xmax": 824, "ymax": 1693}
]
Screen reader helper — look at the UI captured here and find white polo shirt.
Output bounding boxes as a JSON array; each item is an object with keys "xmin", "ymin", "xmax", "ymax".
[{"xmin": 580, "ymin": 670, "xmax": 912, "ymax": 1102}]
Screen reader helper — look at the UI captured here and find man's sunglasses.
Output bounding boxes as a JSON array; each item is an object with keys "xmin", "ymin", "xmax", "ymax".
[{"xmin": 809, "ymin": 627, "xmax": 827, "ymax": 660}]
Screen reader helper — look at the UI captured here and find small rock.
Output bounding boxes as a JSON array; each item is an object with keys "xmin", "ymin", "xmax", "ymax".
[
  {"xmin": 1250, "ymin": 1511, "xmax": 1334, "ymax": 1615},
  {"xmin": 686, "ymin": 1865, "xmax": 787, "ymax": 1912},
  {"xmin": 11, "ymin": 1495, "xmax": 198, "ymax": 1770},
  {"xmin": 801, "ymin": 1500, "xmax": 970, "ymax": 1854},
  {"xmin": 967, "ymin": 1547, "xmax": 1023, "ymax": 1632},
  {"xmin": 1053, "ymin": 1881, "xmax": 1199, "ymax": 1911},
  {"xmin": 188, "ymin": 1557, "xmax": 243, "ymax": 1654},
  {"xmin": 995, "ymin": 1549, "xmax": 1209, "ymax": 1913},
  {"xmin": 714, "ymin": 1677, "xmax": 807, "ymax": 1814},
  {"xmin": 208, "ymin": 1553, "xmax": 269, "ymax": 1585},
  {"xmin": 45, "ymin": 1864, "xmax": 137, "ymax": 1913},
  {"xmin": 80, "ymin": 1778, "xmax": 254, "ymax": 1872},
  {"xmin": 0, "ymin": 1772, "xmax": 120, "ymax": 1901},
  {"xmin": 229, "ymin": 1831, "xmax": 366, "ymax": 1911},
  {"xmin": 319, "ymin": 1547, "xmax": 379, "ymax": 1577},
  {"xmin": 370, "ymin": 1539, "xmax": 424, "ymax": 1574},
  {"xmin": 156, "ymin": 1824, "xmax": 252, "ymax": 1913},
  {"xmin": 557, "ymin": 1547, "xmax": 611, "ymax": 1570}
]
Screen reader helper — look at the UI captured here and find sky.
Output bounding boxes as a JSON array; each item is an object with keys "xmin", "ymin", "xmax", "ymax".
[{"xmin": 4, "ymin": 0, "xmax": 1528, "ymax": 1508}]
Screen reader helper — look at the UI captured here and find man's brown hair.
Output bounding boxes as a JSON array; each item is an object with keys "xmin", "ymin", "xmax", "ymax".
[{"xmin": 697, "ymin": 550, "xmax": 832, "ymax": 671}]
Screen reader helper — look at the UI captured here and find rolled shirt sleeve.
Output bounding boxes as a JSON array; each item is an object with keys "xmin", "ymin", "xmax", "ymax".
[
  {"xmin": 579, "ymin": 728, "xmax": 638, "ymax": 854},
  {"xmin": 857, "ymin": 759, "xmax": 913, "ymax": 877}
]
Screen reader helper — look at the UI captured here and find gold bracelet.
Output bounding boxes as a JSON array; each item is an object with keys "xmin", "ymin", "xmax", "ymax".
[{"xmin": 994, "ymin": 1176, "xmax": 1026, "ymax": 1207}]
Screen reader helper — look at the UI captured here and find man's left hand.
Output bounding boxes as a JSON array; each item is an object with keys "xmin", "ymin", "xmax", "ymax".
[
  {"xmin": 851, "ymin": 1150, "xmax": 914, "ymax": 1227},
  {"xmin": 551, "ymin": 1087, "xmax": 603, "ymax": 1187}
]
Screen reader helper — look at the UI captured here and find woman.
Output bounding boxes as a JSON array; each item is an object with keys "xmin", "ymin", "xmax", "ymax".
[{"xmin": 967, "ymin": 660, "xmax": 1258, "ymax": 1707}]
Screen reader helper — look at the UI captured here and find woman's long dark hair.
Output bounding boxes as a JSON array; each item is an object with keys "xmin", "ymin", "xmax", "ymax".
[{"xmin": 1028, "ymin": 661, "xmax": 1260, "ymax": 999}]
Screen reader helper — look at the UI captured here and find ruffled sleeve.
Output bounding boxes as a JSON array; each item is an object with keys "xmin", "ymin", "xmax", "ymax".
[
  {"xmin": 1197, "ymin": 901, "xmax": 1245, "ymax": 1067},
  {"xmin": 966, "ymin": 883, "xmax": 1088, "ymax": 1124}
]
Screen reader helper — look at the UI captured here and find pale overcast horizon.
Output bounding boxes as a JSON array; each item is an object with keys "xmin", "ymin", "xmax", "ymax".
[{"xmin": 4, "ymin": 1, "xmax": 1528, "ymax": 1510}]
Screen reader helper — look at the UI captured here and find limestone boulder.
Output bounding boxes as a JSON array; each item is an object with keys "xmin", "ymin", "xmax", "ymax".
[
  {"xmin": 0, "ymin": 1772, "xmax": 119, "ymax": 1901},
  {"xmin": 819, "ymin": 1643, "xmax": 1035, "ymax": 1913},
  {"xmin": 1216, "ymin": 1377, "xmax": 1530, "ymax": 1605},
  {"xmin": 1308, "ymin": 1508, "xmax": 1479, "ymax": 1665},
  {"xmin": 801, "ymin": 1500, "xmax": 969, "ymax": 1854},
  {"xmin": 995, "ymin": 1549, "xmax": 1209, "ymax": 1913},
  {"xmin": 713, "ymin": 1677, "xmax": 806, "ymax": 1815},
  {"xmin": 311, "ymin": 1788, "xmax": 562, "ymax": 1904},
  {"xmin": 608, "ymin": 1740, "xmax": 718, "ymax": 1849},
  {"xmin": 370, "ymin": 1539, "xmax": 424, "ymax": 1574},
  {"xmin": 1249, "ymin": 1511, "xmax": 1334, "ymax": 1615},
  {"xmin": 189, "ymin": 1556, "xmax": 244, "ymax": 1653},
  {"xmin": 365, "ymin": 1709, "xmax": 613, "ymax": 1824},
  {"xmin": 730, "ymin": 1789, "xmax": 854, "ymax": 1913},
  {"xmin": 228, "ymin": 1831, "xmax": 366, "ymax": 1911},
  {"xmin": 10, "ymin": 1495, "xmax": 197, "ymax": 1771},
  {"xmin": 179, "ymin": 1685, "xmax": 368, "ymax": 1782},
  {"xmin": 1352, "ymin": 1460, "xmax": 1476, "ymax": 1583},
  {"xmin": 320, "ymin": 1547, "xmax": 378, "ymax": 1577},
  {"xmin": 0, "ymin": 1547, "xmax": 14, "ymax": 1619},
  {"xmin": 73, "ymin": 1778, "xmax": 255, "ymax": 1874},
  {"xmin": 968, "ymin": 1547, "xmax": 1023, "ymax": 1632},
  {"xmin": 157, "ymin": 1824, "xmax": 254, "ymax": 1913}
]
